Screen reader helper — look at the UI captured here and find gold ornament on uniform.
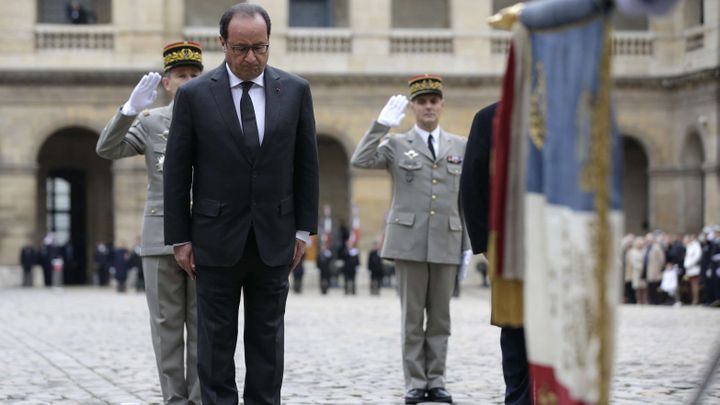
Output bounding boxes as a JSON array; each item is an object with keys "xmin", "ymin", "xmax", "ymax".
[
  {"xmin": 408, "ymin": 74, "xmax": 443, "ymax": 100},
  {"xmin": 163, "ymin": 41, "xmax": 204, "ymax": 72}
]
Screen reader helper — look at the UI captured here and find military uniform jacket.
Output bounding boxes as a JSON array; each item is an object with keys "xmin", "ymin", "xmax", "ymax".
[
  {"xmin": 97, "ymin": 104, "xmax": 174, "ymax": 256},
  {"xmin": 351, "ymin": 121, "xmax": 470, "ymax": 265}
]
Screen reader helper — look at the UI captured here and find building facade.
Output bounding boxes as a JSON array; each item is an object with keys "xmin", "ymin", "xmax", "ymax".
[{"xmin": 0, "ymin": 0, "xmax": 717, "ymax": 283}]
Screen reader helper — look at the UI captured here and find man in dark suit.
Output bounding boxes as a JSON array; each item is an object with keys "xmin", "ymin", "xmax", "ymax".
[
  {"xmin": 163, "ymin": 3, "xmax": 319, "ymax": 405},
  {"xmin": 460, "ymin": 103, "xmax": 530, "ymax": 405}
]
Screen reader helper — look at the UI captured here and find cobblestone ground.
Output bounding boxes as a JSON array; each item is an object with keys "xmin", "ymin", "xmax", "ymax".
[{"xmin": 1, "ymin": 270, "xmax": 719, "ymax": 405}]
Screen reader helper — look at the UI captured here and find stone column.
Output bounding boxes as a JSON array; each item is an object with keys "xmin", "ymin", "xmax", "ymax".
[
  {"xmin": 451, "ymin": 0, "xmax": 491, "ymax": 61},
  {"xmin": 0, "ymin": 165, "xmax": 38, "ymax": 265},
  {"xmin": 350, "ymin": 0, "xmax": 391, "ymax": 57}
]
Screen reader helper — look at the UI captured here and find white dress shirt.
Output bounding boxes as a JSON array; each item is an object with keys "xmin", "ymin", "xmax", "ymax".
[
  {"xmin": 414, "ymin": 125, "xmax": 440, "ymax": 159},
  {"xmin": 226, "ymin": 64, "xmax": 266, "ymax": 144}
]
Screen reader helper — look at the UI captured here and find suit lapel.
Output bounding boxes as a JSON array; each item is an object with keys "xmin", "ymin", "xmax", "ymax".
[
  {"xmin": 407, "ymin": 128, "xmax": 435, "ymax": 162},
  {"xmin": 208, "ymin": 64, "xmax": 249, "ymax": 162},
  {"xmin": 261, "ymin": 66, "xmax": 281, "ymax": 153}
]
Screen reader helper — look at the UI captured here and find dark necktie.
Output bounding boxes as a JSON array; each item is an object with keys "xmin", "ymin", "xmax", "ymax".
[
  {"xmin": 240, "ymin": 81, "xmax": 260, "ymax": 161},
  {"xmin": 427, "ymin": 133, "xmax": 436, "ymax": 161}
]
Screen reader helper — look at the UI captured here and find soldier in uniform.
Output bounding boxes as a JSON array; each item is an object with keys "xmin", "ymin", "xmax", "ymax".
[
  {"xmin": 96, "ymin": 41, "xmax": 203, "ymax": 404},
  {"xmin": 351, "ymin": 75, "xmax": 471, "ymax": 404}
]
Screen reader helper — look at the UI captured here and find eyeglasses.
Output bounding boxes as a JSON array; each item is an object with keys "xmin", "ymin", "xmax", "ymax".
[{"xmin": 227, "ymin": 43, "xmax": 270, "ymax": 56}]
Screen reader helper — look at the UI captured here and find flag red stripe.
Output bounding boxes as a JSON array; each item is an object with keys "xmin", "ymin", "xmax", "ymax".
[
  {"xmin": 489, "ymin": 43, "xmax": 515, "ymax": 277},
  {"xmin": 530, "ymin": 363, "xmax": 594, "ymax": 405}
]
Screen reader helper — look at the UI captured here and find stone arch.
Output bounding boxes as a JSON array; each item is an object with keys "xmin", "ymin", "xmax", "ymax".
[
  {"xmin": 317, "ymin": 132, "xmax": 351, "ymax": 227},
  {"xmin": 680, "ymin": 129, "xmax": 705, "ymax": 232},
  {"xmin": 621, "ymin": 134, "xmax": 650, "ymax": 234},
  {"xmin": 36, "ymin": 126, "xmax": 113, "ymax": 285}
]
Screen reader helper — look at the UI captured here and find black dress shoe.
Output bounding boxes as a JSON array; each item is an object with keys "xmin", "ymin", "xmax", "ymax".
[
  {"xmin": 404, "ymin": 388, "xmax": 427, "ymax": 404},
  {"xmin": 427, "ymin": 387, "xmax": 453, "ymax": 403}
]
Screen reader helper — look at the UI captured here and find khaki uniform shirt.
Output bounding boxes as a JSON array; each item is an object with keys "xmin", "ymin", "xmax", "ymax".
[
  {"xmin": 97, "ymin": 104, "xmax": 173, "ymax": 256},
  {"xmin": 351, "ymin": 121, "xmax": 470, "ymax": 265}
]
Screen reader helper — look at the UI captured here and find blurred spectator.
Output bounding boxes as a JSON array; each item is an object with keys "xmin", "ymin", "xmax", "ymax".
[
  {"xmin": 684, "ymin": 234, "xmax": 702, "ymax": 305},
  {"xmin": 621, "ymin": 234, "xmax": 636, "ymax": 303},
  {"xmin": 94, "ymin": 241, "xmax": 111, "ymax": 286},
  {"xmin": 66, "ymin": 0, "xmax": 89, "ymax": 24},
  {"xmin": 19, "ymin": 242, "xmax": 36, "ymax": 287},
  {"xmin": 111, "ymin": 241, "xmax": 130, "ymax": 293},
  {"xmin": 643, "ymin": 233, "xmax": 666, "ymax": 305},
  {"xmin": 627, "ymin": 237, "xmax": 647, "ymax": 304},
  {"xmin": 338, "ymin": 242, "xmax": 359, "ymax": 295},
  {"xmin": 368, "ymin": 241, "xmax": 384, "ymax": 295}
]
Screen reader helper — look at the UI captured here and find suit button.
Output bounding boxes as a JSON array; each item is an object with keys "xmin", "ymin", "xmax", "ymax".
[
  {"xmin": 395, "ymin": 218, "xmax": 399, "ymax": 223},
  {"xmin": 431, "ymin": 195, "xmax": 437, "ymax": 200},
  {"xmin": 432, "ymin": 179, "xmax": 437, "ymax": 184},
  {"xmin": 430, "ymin": 210, "xmax": 435, "ymax": 216},
  {"xmin": 433, "ymin": 164, "xmax": 438, "ymax": 169},
  {"xmin": 150, "ymin": 209, "xmax": 156, "ymax": 214}
]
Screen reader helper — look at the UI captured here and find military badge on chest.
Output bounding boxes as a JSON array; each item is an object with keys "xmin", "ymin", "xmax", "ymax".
[
  {"xmin": 400, "ymin": 149, "xmax": 422, "ymax": 183},
  {"xmin": 155, "ymin": 130, "xmax": 169, "ymax": 172}
]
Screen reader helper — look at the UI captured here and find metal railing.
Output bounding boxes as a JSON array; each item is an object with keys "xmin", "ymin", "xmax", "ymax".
[
  {"xmin": 35, "ymin": 24, "xmax": 114, "ymax": 50},
  {"xmin": 286, "ymin": 28, "xmax": 352, "ymax": 53}
]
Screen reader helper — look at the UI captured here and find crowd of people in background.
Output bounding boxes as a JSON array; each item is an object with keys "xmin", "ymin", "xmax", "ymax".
[
  {"xmin": 621, "ymin": 225, "xmax": 720, "ymax": 307},
  {"xmin": 18, "ymin": 233, "xmax": 143, "ymax": 292}
]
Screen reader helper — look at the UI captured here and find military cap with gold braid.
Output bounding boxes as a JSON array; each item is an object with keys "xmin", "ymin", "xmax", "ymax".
[
  {"xmin": 408, "ymin": 74, "xmax": 443, "ymax": 100},
  {"xmin": 163, "ymin": 41, "xmax": 203, "ymax": 72}
]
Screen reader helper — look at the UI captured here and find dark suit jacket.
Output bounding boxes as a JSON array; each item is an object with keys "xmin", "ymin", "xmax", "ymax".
[
  {"xmin": 164, "ymin": 63, "xmax": 319, "ymax": 267},
  {"xmin": 460, "ymin": 103, "xmax": 497, "ymax": 254}
]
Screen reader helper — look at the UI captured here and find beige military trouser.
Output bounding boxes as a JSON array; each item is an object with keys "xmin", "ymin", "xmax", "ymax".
[
  {"xmin": 143, "ymin": 255, "xmax": 200, "ymax": 405},
  {"xmin": 396, "ymin": 260, "xmax": 456, "ymax": 391}
]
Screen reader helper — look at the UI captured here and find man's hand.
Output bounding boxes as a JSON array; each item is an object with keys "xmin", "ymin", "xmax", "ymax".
[
  {"xmin": 458, "ymin": 249, "xmax": 473, "ymax": 281},
  {"xmin": 173, "ymin": 243, "xmax": 196, "ymax": 280},
  {"xmin": 377, "ymin": 95, "xmax": 408, "ymax": 127},
  {"xmin": 121, "ymin": 72, "xmax": 162, "ymax": 116},
  {"xmin": 289, "ymin": 239, "xmax": 307, "ymax": 274}
]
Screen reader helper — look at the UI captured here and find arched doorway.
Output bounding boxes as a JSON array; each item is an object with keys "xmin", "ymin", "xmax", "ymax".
[
  {"xmin": 37, "ymin": 127, "xmax": 113, "ymax": 285},
  {"xmin": 622, "ymin": 136, "xmax": 649, "ymax": 235},
  {"xmin": 681, "ymin": 131, "xmax": 705, "ymax": 233},
  {"xmin": 317, "ymin": 133, "xmax": 351, "ymax": 229}
]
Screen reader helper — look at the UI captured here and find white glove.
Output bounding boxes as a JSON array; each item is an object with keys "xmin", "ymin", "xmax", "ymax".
[
  {"xmin": 458, "ymin": 249, "xmax": 473, "ymax": 281},
  {"xmin": 377, "ymin": 94, "xmax": 408, "ymax": 127},
  {"xmin": 121, "ymin": 72, "xmax": 162, "ymax": 116}
]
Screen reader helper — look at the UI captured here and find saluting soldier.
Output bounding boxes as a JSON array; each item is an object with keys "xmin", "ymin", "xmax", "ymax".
[
  {"xmin": 96, "ymin": 41, "xmax": 203, "ymax": 404},
  {"xmin": 351, "ymin": 75, "xmax": 471, "ymax": 404}
]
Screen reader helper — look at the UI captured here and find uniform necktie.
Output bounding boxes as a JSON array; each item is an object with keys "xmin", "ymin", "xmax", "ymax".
[
  {"xmin": 240, "ymin": 81, "xmax": 260, "ymax": 161},
  {"xmin": 427, "ymin": 133, "xmax": 436, "ymax": 161}
]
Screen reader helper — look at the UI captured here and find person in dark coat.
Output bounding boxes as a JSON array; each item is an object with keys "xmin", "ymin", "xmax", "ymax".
[
  {"xmin": 112, "ymin": 241, "xmax": 130, "ymax": 293},
  {"xmin": 39, "ymin": 234, "xmax": 57, "ymax": 287},
  {"xmin": 94, "ymin": 241, "xmax": 111, "ymax": 286},
  {"xmin": 339, "ymin": 242, "xmax": 360, "ymax": 295},
  {"xmin": 367, "ymin": 241, "xmax": 385, "ymax": 295},
  {"xmin": 460, "ymin": 102, "xmax": 531, "ymax": 405},
  {"xmin": 19, "ymin": 243, "xmax": 36, "ymax": 287}
]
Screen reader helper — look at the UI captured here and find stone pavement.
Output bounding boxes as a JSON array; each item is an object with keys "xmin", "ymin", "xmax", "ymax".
[{"xmin": 0, "ymin": 270, "xmax": 719, "ymax": 405}]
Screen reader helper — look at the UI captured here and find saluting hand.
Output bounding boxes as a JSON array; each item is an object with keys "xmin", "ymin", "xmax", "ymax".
[
  {"xmin": 377, "ymin": 94, "xmax": 408, "ymax": 127},
  {"xmin": 173, "ymin": 242, "xmax": 196, "ymax": 280},
  {"xmin": 122, "ymin": 72, "xmax": 162, "ymax": 116}
]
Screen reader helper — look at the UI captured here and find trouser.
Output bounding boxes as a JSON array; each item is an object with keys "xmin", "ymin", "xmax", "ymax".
[
  {"xmin": 195, "ymin": 230, "xmax": 289, "ymax": 405},
  {"xmin": 500, "ymin": 327, "xmax": 531, "ymax": 405},
  {"xmin": 396, "ymin": 260, "xmax": 456, "ymax": 390},
  {"xmin": 343, "ymin": 272, "xmax": 356, "ymax": 294},
  {"xmin": 647, "ymin": 281, "xmax": 660, "ymax": 305},
  {"xmin": 143, "ymin": 255, "xmax": 200, "ymax": 405}
]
